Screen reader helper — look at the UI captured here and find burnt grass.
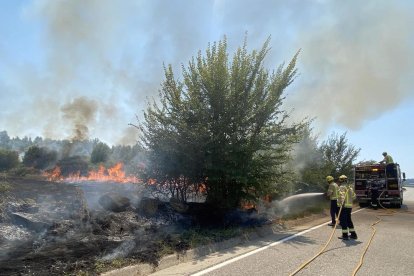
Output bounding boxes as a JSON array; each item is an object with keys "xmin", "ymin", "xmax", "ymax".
[{"xmin": 0, "ymin": 177, "xmax": 269, "ymax": 276}]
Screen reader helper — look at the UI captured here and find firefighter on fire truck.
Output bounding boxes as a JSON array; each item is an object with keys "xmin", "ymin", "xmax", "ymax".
[
  {"xmin": 337, "ymin": 175, "xmax": 358, "ymax": 240},
  {"xmin": 380, "ymin": 152, "xmax": 394, "ymax": 165}
]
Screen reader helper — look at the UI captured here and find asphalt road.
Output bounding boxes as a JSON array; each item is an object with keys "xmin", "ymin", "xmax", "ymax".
[{"xmin": 151, "ymin": 187, "xmax": 414, "ymax": 276}]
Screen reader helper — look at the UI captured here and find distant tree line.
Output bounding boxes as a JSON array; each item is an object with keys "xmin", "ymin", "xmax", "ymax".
[{"xmin": 0, "ymin": 130, "xmax": 145, "ymax": 175}]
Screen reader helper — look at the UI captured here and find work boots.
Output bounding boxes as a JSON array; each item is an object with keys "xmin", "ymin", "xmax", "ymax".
[
  {"xmin": 338, "ymin": 233, "xmax": 349, "ymax": 240},
  {"xmin": 350, "ymin": 232, "xmax": 358, "ymax": 240}
]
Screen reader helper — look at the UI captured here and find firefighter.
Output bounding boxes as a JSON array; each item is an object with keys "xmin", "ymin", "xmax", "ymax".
[
  {"xmin": 337, "ymin": 175, "xmax": 358, "ymax": 240},
  {"xmin": 380, "ymin": 152, "xmax": 397, "ymax": 177},
  {"xmin": 369, "ymin": 179, "xmax": 380, "ymax": 210},
  {"xmin": 380, "ymin": 152, "xmax": 394, "ymax": 164},
  {"xmin": 326, "ymin": 175, "xmax": 339, "ymax": 226}
]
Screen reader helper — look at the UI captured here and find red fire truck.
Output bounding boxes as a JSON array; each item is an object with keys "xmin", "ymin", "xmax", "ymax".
[{"xmin": 353, "ymin": 163, "xmax": 406, "ymax": 208}]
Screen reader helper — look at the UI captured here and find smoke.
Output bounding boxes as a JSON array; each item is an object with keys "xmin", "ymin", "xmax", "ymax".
[
  {"xmin": 1, "ymin": 0, "xmax": 413, "ymax": 144},
  {"xmin": 290, "ymin": 125, "xmax": 323, "ymax": 174},
  {"xmin": 286, "ymin": 1, "xmax": 414, "ymax": 131},
  {"xmin": 259, "ymin": 193, "xmax": 325, "ymax": 219},
  {"xmin": 61, "ymin": 97, "xmax": 98, "ymax": 141},
  {"xmin": 102, "ymin": 239, "xmax": 136, "ymax": 261}
]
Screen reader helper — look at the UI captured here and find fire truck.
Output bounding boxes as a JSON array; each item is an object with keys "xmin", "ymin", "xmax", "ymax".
[{"xmin": 353, "ymin": 163, "xmax": 406, "ymax": 208}]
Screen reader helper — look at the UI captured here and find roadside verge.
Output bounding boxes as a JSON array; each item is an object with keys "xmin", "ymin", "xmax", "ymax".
[{"xmin": 102, "ymin": 211, "xmax": 333, "ymax": 276}]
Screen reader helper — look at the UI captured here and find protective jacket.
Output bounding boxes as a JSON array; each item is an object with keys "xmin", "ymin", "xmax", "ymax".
[
  {"xmin": 384, "ymin": 155, "xmax": 394, "ymax": 164},
  {"xmin": 327, "ymin": 182, "xmax": 339, "ymax": 200},
  {"xmin": 337, "ymin": 184, "xmax": 356, "ymax": 208}
]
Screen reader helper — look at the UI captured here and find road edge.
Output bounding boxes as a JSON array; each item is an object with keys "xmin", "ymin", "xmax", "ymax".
[{"xmin": 101, "ymin": 210, "xmax": 339, "ymax": 276}]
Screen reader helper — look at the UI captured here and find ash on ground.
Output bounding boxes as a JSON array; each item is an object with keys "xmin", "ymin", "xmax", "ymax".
[{"xmin": 0, "ymin": 178, "xmax": 270, "ymax": 276}]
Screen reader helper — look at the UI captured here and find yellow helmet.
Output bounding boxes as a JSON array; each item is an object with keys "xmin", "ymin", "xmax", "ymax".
[
  {"xmin": 339, "ymin": 175, "xmax": 348, "ymax": 181},
  {"xmin": 326, "ymin": 175, "xmax": 334, "ymax": 182}
]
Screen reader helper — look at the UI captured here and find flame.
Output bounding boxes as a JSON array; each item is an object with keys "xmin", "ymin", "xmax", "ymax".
[
  {"xmin": 198, "ymin": 183, "xmax": 207, "ymax": 193},
  {"xmin": 44, "ymin": 162, "xmax": 141, "ymax": 183},
  {"xmin": 46, "ymin": 166, "xmax": 64, "ymax": 182},
  {"xmin": 241, "ymin": 201, "xmax": 256, "ymax": 210}
]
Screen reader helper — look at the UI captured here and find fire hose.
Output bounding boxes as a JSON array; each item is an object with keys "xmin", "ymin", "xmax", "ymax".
[
  {"xmin": 290, "ymin": 188, "xmax": 414, "ymax": 276},
  {"xmin": 353, "ymin": 189, "xmax": 414, "ymax": 274},
  {"xmin": 288, "ymin": 189, "xmax": 347, "ymax": 276}
]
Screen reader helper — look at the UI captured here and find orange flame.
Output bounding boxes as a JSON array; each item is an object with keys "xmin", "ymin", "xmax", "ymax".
[
  {"xmin": 46, "ymin": 166, "xmax": 64, "ymax": 182},
  {"xmin": 241, "ymin": 201, "xmax": 256, "ymax": 210},
  {"xmin": 44, "ymin": 162, "xmax": 141, "ymax": 183}
]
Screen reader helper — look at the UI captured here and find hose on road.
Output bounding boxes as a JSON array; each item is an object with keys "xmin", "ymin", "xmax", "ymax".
[
  {"xmin": 289, "ymin": 189, "xmax": 410, "ymax": 276},
  {"xmin": 288, "ymin": 192, "xmax": 346, "ymax": 276},
  {"xmin": 351, "ymin": 190, "xmax": 395, "ymax": 275}
]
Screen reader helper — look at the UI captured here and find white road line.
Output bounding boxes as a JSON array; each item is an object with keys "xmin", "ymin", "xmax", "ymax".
[{"xmin": 191, "ymin": 208, "xmax": 366, "ymax": 276}]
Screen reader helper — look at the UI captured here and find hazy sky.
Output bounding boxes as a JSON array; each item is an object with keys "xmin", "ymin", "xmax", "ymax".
[{"xmin": 1, "ymin": 0, "xmax": 413, "ymax": 176}]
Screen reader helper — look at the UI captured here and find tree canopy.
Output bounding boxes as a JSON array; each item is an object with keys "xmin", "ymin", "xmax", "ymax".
[
  {"xmin": 90, "ymin": 142, "xmax": 111, "ymax": 164},
  {"xmin": 320, "ymin": 132, "xmax": 360, "ymax": 179},
  {"xmin": 0, "ymin": 149, "xmax": 19, "ymax": 171},
  {"xmin": 292, "ymin": 130, "xmax": 361, "ymax": 192},
  {"xmin": 139, "ymin": 37, "xmax": 304, "ymax": 208},
  {"xmin": 23, "ymin": 146, "xmax": 57, "ymax": 170}
]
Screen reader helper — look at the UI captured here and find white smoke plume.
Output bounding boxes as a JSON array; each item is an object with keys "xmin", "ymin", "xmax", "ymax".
[
  {"xmin": 285, "ymin": 1, "xmax": 414, "ymax": 131},
  {"xmin": 0, "ymin": 0, "xmax": 413, "ymax": 144}
]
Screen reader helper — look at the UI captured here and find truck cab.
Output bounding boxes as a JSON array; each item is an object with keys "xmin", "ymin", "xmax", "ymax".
[{"xmin": 353, "ymin": 163, "xmax": 405, "ymax": 208}]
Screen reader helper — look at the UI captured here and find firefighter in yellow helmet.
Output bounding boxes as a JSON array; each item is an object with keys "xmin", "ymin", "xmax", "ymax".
[
  {"xmin": 337, "ymin": 175, "xmax": 358, "ymax": 240},
  {"xmin": 326, "ymin": 175, "xmax": 339, "ymax": 227}
]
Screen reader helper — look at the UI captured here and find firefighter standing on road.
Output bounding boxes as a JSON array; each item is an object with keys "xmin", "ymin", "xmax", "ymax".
[
  {"xmin": 326, "ymin": 176, "xmax": 339, "ymax": 227},
  {"xmin": 337, "ymin": 175, "xmax": 358, "ymax": 240}
]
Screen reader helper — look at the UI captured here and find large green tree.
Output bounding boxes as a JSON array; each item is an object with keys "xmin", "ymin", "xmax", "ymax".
[{"xmin": 139, "ymin": 37, "xmax": 304, "ymax": 208}]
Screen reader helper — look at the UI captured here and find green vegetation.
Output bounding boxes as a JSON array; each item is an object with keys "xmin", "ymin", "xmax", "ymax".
[
  {"xmin": 56, "ymin": 156, "xmax": 89, "ymax": 177},
  {"xmin": 292, "ymin": 126, "xmax": 360, "ymax": 192},
  {"xmin": 23, "ymin": 145, "xmax": 57, "ymax": 170},
  {"xmin": 94, "ymin": 258, "xmax": 136, "ymax": 274},
  {"xmin": 180, "ymin": 227, "xmax": 243, "ymax": 247},
  {"xmin": 0, "ymin": 180, "xmax": 11, "ymax": 193},
  {"xmin": 90, "ymin": 142, "xmax": 111, "ymax": 164},
  {"xmin": 0, "ymin": 131, "xmax": 146, "ymax": 177},
  {"xmin": 0, "ymin": 149, "xmax": 19, "ymax": 171},
  {"xmin": 320, "ymin": 132, "xmax": 360, "ymax": 178},
  {"xmin": 8, "ymin": 165, "xmax": 38, "ymax": 177},
  {"xmin": 139, "ymin": 37, "xmax": 305, "ymax": 208}
]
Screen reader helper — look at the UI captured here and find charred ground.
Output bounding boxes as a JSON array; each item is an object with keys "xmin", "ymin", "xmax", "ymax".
[{"xmin": 0, "ymin": 176, "xmax": 272, "ymax": 276}]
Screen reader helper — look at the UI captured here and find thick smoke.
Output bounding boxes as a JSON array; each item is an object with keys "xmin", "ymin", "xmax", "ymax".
[
  {"xmin": 61, "ymin": 97, "xmax": 98, "ymax": 141},
  {"xmin": 285, "ymin": 1, "xmax": 414, "ymax": 131},
  {"xmin": 1, "ymin": 0, "xmax": 413, "ymax": 144}
]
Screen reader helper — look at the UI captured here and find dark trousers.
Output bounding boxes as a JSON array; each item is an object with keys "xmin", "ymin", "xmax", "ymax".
[
  {"xmin": 371, "ymin": 189, "xmax": 379, "ymax": 208},
  {"xmin": 339, "ymin": 207, "xmax": 356, "ymax": 236},
  {"xmin": 330, "ymin": 200, "xmax": 338, "ymax": 224}
]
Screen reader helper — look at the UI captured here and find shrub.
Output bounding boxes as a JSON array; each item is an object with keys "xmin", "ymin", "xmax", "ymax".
[{"xmin": 0, "ymin": 148, "xmax": 19, "ymax": 171}]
